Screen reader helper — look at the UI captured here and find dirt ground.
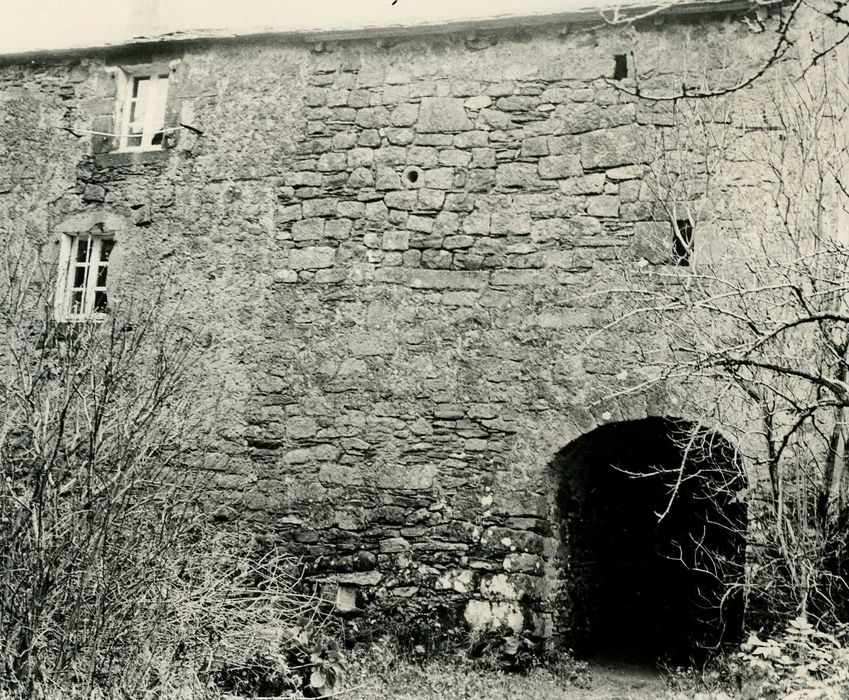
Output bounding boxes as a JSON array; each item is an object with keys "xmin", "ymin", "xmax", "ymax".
[{"xmin": 345, "ymin": 657, "xmax": 706, "ymax": 700}]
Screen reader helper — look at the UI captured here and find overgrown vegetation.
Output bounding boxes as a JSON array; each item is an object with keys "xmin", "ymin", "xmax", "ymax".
[
  {"xmin": 735, "ymin": 616, "xmax": 849, "ymax": 698},
  {"xmin": 344, "ymin": 637, "xmax": 594, "ymax": 700},
  {"xmin": 666, "ymin": 618, "xmax": 849, "ymax": 698},
  {"xmin": 584, "ymin": 51, "xmax": 849, "ymax": 697},
  {"xmin": 0, "ymin": 242, "xmax": 342, "ymax": 698}
]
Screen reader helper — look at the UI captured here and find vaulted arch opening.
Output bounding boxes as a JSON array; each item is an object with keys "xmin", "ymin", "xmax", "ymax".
[{"xmin": 554, "ymin": 417, "xmax": 746, "ymax": 664}]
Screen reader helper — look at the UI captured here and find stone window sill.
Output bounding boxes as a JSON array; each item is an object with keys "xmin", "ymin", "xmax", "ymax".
[{"xmin": 95, "ymin": 150, "xmax": 171, "ymax": 167}]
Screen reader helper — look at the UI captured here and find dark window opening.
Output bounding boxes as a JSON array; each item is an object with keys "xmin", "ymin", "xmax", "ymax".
[
  {"xmin": 674, "ymin": 218, "xmax": 694, "ymax": 266},
  {"xmin": 613, "ymin": 54, "xmax": 628, "ymax": 80}
]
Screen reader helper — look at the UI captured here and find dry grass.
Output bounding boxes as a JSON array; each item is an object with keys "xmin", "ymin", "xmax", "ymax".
[{"xmin": 343, "ymin": 644, "xmax": 681, "ymax": 700}]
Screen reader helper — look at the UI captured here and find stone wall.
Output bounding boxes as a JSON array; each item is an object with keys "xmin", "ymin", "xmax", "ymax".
[{"xmin": 0, "ymin": 8, "xmax": 795, "ymax": 647}]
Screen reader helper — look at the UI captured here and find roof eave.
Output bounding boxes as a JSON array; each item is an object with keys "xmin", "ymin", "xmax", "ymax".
[{"xmin": 0, "ymin": 0, "xmax": 761, "ymax": 63}]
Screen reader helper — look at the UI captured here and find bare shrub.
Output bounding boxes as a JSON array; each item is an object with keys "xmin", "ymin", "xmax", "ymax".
[
  {"xmin": 593, "ymin": 57, "xmax": 849, "ymax": 637},
  {"xmin": 135, "ymin": 529, "xmax": 343, "ymax": 699},
  {"xmin": 0, "ymin": 240, "xmax": 212, "ymax": 693},
  {"xmin": 0, "ymin": 240, "xmax": 342, "ymax": 697}
]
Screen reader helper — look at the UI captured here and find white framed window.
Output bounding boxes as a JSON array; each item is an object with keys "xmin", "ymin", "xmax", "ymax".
[
  {"xmin": 56, "ymin": 226, "xmax": 114, "ymax": 321},
  {"xmin": 118, "ymin": 72, "xmax": 169, "ymax": 151}
]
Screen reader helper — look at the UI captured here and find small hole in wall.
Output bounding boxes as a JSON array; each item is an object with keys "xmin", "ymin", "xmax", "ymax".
[
  {"xmin": 613, "ymin": 54, "xmax": 628, "ymax": 80},
  {"xmin": 403, "ymin": 166, "xmax": 424, "ymax": 188}
]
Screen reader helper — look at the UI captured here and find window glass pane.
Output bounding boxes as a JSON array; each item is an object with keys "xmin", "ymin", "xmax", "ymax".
[
  {"xmin": 101, "ymin": 239, "xmax": 114, "ymax": 262},
  {"xmin": 132, "ymin": 76, "xmax": 146, "ymax": 98},
  {"xmin": 135, "ymin": 78, "xmax": 151, "ymax": 111},
  {"xmin": 127, "ymin": 78, "xmax": 150, "ymax": 148},
  {"xmin": 96, "ymin": 265, "xmax": 108, "ymax": 287},
  {"xmin": 75, "ymin": 237, "xmax": 91, "ymax": 262},
  {"xmin": 74, "ymin": 266, "xmax": 87, "ymax": 287},
  {"xmin": 150, "ymin": 76, "xmax": 168, "ymax": 128},
  {"xmin": 71, "ymin": 291, "xmax": 84, "ymax": 314},
  {"xmin": 93, "ymin": 291, "xmax": 109, "ymax": 313},
  {"xmin": 141, "ymin": 76, "xmax": 169, "ymax": 148}
]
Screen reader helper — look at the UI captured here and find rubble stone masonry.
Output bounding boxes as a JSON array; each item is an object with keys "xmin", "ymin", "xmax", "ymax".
[{"xmin": 0, "ymin": 7, "xmax": 794, "ymax": 646}]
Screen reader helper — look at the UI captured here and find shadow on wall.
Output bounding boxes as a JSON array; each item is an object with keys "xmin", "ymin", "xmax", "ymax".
[{"xmin": 553, "ymin": 417, "xmax": 747, "ymax": 665}]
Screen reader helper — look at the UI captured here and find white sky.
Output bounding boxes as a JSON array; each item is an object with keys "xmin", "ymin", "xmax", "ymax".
[{"xmin": 1, "ymin": 0, "xmax": 627, "ymax": 54}]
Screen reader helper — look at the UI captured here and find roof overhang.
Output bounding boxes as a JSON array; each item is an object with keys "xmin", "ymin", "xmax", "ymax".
[{"xmin": 0, "ymin": 0, "xmax": 765, "ymax": 63}]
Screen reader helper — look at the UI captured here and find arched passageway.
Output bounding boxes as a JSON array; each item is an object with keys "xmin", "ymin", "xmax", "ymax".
[{"xmin": 554, "ymin": 417, "xmax": 746, "ymax": 664}]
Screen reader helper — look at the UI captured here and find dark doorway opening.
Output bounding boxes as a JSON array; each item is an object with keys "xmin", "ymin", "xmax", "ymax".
[{"xmin": 554, "ymin": 417, "xmax": 746, "ymax": 664}]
